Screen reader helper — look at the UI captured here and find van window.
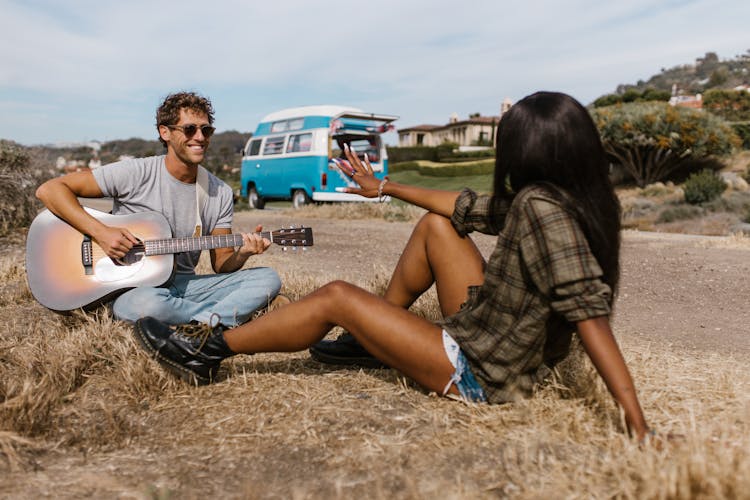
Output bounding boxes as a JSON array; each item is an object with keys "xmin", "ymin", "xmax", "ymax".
[
  {"xmin": 270, "ymin": 118, "xmax": 304, "ymax": 133},
  {"xmin": 247, "ymin": 139, "xmax": 262, "ymax": 156},
  {"xmin": 287, "ymin": 133, "xmax": 313, "ymax": 153},
  {"xmin": 331, "ymin": 134, "xmax": 381, "ymax": 163},
  {"xmin": 263, "ymin": 136, "xmax": 286, "ymax": 155},
  {"xmin": 270, "ymin": 121, "xmax": 288, "ymax": 133}
]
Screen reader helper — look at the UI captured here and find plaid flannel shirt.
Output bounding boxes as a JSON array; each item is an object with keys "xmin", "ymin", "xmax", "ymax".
[{"xmin": 440, "ymin": 185, "xmax": 612, "ymax": 403}]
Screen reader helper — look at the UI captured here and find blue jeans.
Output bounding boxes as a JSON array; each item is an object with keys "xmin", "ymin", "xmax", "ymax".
[{"xmin": 112, "ymin": 267, "xmax": 281, "ymax": 327}]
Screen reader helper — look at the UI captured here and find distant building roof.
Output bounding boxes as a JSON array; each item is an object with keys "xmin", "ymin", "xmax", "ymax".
[
  {"xmin": 398, "ymin": 124, "xmax": 441, "ymax": 132},
  {"xmin": 399, "ymin": 115, "xmax": 499, "ymax": 134}
]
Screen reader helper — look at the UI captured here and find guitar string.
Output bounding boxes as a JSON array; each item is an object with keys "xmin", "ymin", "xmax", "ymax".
[{"xmin": 87, "ymin": 229, "xmax": 309, "ymax": 260}]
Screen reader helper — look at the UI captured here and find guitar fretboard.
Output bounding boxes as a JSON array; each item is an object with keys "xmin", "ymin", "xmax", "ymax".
[{"xmin": 143, "ymin": 232, "xmax": 272, "ymax": 256}]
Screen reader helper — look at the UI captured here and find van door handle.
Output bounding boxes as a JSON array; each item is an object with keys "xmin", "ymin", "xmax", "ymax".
[{"xmin": 255, "ymin": 164, "xmax": 260, "ymax": 168}]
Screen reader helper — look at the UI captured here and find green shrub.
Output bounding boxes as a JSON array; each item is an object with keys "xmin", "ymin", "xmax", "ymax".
[
  {"xmin": 592, "ymin": 102, "xmax": 741, "ymax": 187},
  {"xmin": 391, "ymin": 159, "xmax": 495, "ymax": 177},
  {"xmin": 436, "ymin": 142, "xmax": 459, "ymax": 160},
  {"xmin": 388, "ymin": 144, "xmax": 495, "ymax": 164},
  {"xmin": 438, "ymin": 149, "xmax": 495, "ymax": 162},
  {"xmin": 656, "ymin": 204, "xmax": 704, "ymax": 223},
  {"xmin": 386, "ymin": 146, "xmax": 439, "ymax": 163},
  {"xmin": 0, "ymin": 140, "xmax": 48, "ymax": 236},
  {"xmin": 592, "ymin": 88, "xmax": 670, "ymax": 108},
  {"xmin": 683, "ymin": 169, "xmax": 727, "ymax": 205},
  {"xmin": 389, "ymin": 161, "xmax": 421, "ymax": 173},
  {"xmin": 423, "ymin": 160, "xmax": 495, "ymax": 177},
  {"xmin": 702, "ymin": 190, "xmax": 750, "ymax": 214},
  {"xmin": 730, "ymin": 122, "xmax": 750, "ymax": 149},
  {"xmin": 704, "ymin": 90, "xmax": 750, "ymax": 122}
]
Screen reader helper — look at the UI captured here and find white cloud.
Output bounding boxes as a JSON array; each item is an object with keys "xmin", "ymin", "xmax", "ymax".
[{"xmin": 1, "ymin": 0, "xmax": 748, "ymax": 143}]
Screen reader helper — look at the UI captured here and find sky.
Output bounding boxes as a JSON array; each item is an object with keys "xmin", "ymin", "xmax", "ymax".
[{"xmin": 1, "ymin": 0, "xmax": 748, "ymax": 146}]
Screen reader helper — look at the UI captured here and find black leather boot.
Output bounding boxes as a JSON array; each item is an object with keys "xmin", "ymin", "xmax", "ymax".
[
  {"xmin": 134, "ymin": 317, "xmax": 236, "ymax": 385},
  {"xmin": 309, "ymin": 332, "xmax": 387, "ymax": 369}
]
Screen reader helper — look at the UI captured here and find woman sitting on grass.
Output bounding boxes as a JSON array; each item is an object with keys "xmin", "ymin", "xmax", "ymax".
[{"xmin": 135, "ymin": 91, "xmax": 651, "ymax": 440}]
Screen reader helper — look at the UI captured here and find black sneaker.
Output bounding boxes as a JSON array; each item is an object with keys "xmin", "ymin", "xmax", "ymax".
[
  {"xmin": 309, "ymin": 332, "xmax": 387, "ymax": 369},
  {"xmin": 133, "ymin": 317, "xmax": 235, "ymax": 385}
]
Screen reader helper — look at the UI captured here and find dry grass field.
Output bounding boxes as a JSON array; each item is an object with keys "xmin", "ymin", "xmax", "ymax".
[{"xmin": 1, "ymin": 203, "xmax": 749, "ymax": 499}]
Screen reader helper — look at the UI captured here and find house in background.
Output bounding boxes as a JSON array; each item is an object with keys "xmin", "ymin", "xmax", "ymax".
[
  {"xmin": 669, "ymin": 84, "xmax": 702, "ymax": 109},
  {"xmin": 398, "ymin": 98, "xmax": 513, "ymax": 148}
]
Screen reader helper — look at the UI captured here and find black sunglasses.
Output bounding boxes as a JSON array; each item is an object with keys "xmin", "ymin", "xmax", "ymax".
[{"xmin": 167, "ymin": 123, "xmax": 216, "ymax": 139}]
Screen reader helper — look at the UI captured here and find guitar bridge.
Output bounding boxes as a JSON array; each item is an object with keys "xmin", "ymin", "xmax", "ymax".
[{"xmin": 81, "ymin": 235, "xmax": 94, "ymax": 275}]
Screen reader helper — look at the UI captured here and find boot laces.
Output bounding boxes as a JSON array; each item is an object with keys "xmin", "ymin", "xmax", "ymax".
[{"xmin": 173, "ymin": 313, "xmax": 222, "ymax": 352}]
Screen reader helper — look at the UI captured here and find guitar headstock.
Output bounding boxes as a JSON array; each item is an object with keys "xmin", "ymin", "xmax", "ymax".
[{"xmin": 271, "ymin": 226, "xmax": 313, "ymax": 248}]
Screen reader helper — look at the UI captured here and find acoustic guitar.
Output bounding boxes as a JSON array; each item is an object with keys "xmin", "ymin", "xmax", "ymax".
[{"xmin": 26, "ymin": 208, "xmax": 313, "ymax": 312}]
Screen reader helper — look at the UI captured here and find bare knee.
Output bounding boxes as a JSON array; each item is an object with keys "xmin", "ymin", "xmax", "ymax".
[
  {"xmin": 417, "ymin": 211, "xmax": 452, "ymax": 229},
  {"xmin": 413, "ymin": 212, "xmax": 461, "ymax": 243},
  {"xmin": 315, "ymin": 280, "xmax": 361, "ymax": 308}
]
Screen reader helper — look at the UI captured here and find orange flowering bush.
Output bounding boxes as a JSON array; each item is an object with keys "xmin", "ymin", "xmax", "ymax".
[{"xmin": 592, "ymin": 102, "xmax": 740, "ymax": 187}]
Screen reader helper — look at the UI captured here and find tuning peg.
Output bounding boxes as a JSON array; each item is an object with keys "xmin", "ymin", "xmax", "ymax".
[{"xmin": 282, "ymin": 247, "xmax": 288, "ymax": 252}]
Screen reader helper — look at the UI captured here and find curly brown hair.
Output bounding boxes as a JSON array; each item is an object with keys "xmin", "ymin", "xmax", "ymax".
[{"xmin": 155, "ymin": 92, "xmax": 215, "ymax": 147}]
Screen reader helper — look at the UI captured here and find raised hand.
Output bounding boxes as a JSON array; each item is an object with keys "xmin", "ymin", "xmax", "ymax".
[{"xmin": 341, "ymin": 144, "xmax": 383, "ymax": 198}]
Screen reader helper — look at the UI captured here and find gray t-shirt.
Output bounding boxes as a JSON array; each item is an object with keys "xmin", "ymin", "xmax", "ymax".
[{"xmin": 92, "ymin": 155, "xmax": 234, "ymax": 274}]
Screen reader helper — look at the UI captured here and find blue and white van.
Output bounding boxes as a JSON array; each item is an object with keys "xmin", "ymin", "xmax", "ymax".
[{"xmin": 240, "ymin": 105, "xmax": 398, "ymax": 208}]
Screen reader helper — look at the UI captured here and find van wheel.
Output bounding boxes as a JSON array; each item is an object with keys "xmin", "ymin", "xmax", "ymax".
[
  {"xmin": 292, "ymin": 189, "xmax": 311, "ymax": 209},
  {"xmin": 248, "ymin": 187, "xmax": 265, "ymax": 209}
]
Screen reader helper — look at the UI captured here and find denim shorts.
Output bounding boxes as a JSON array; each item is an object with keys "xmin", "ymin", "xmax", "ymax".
[{"xmin": 441, "ymin": 330, "xmax": 487, "ymax": 403}]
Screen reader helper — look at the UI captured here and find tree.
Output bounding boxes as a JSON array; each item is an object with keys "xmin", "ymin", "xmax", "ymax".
[
  {"xmin": 593, "ymin": 94, "xmax": 622, "ymax": 108},
  {"xmin": 704, "ymin": 89, "xmax": 750, "ymax": 121},
  {"xmin": 0, "ymin": 140, "xmax": 51, "ymax": 235},
  {"xmin": 621, "ymin": 88, "xmax": 641, "ymax": 103},
  {"xmin": 708, "ymin": 67, "xmax": 729, "ymax": 87},
  {"xmin": 592, "ymin": 88, "xmax": 670, "ymax": 108},
  {"xmin": 640, "ymin": 88, "xmax": 671, "ymax": 102},
  {"xmin": 592, "ymin": 102, "xmax": 740, "ymax": 187}
]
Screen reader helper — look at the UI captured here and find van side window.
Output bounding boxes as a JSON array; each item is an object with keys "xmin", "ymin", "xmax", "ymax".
[
  {"xmin": 271, "ymin": 118, "xmax": 304, "ymax": 133},
  {"xmin": 287, "ymin": 133, "xmax": 313, "ymax": 153},
  {"xmin": 247, "ymin": 139, "xmax": 262, "ymax": 156},
  {"xmin": 263, "ymin": 136, "xmax": 286, "ymax": 155},
  {"xmin": 271, "ymin": 121, "xmax": 288, "ymax": 133}
]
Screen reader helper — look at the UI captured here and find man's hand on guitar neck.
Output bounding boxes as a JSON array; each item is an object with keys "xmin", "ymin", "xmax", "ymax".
[
  {"xmin": 211, "ymin": 225, "xmax": 271, "ymax": 273},
  {"xmin": 237, "ymin": 225, "xmax": 272, "ymax": 259},
  {"xmin": 92, "ymin": 225, "xmax": 140, "ymax": 260}
]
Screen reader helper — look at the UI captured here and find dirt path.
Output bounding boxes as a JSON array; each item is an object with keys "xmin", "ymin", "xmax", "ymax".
[
  {"xmin": 46, "ymin": 199, "xmax": 750, "ymax": 355},
  {"xmin": 236, "ymin": 210, "xmax": 750, "ymax": 356}
]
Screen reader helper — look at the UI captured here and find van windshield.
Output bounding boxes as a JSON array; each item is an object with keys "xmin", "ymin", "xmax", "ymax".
[{"xmin": 331, "ymin": 134, "xmax": 381, "ymax": 163}]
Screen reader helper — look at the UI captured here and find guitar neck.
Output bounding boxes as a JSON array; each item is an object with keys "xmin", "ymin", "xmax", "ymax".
[{"xmin": 143, "ymin": 231, "xmax": 272, "ymax": 256}]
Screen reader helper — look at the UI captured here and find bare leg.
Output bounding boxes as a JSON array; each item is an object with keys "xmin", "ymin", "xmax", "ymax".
[
  {"xmin": 223, "ymin": 281, "xmax": 458, "ymax": 395},
  {"xmin": 382, "ymin": 212, "xmax": 486, "ymax": 317}
]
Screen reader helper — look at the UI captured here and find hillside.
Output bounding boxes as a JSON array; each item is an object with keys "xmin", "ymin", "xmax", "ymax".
[
  {"xmin": 11, "ymin": 130, "xmax": 252, "ymax": 177},
  {"xmin": 611, "ymin": 50, "xmax": 750, "ymax": 96}
]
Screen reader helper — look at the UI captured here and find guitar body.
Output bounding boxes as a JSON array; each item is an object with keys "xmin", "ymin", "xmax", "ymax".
[{"xmin": 26, "ymin": 208, "xmax": 175, "ymax": 312}]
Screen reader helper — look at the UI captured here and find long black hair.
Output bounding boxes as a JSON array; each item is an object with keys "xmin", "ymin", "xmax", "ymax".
[{"xmin": 492, "ymin": 91, "xmax": 621, "ymax": 294}]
